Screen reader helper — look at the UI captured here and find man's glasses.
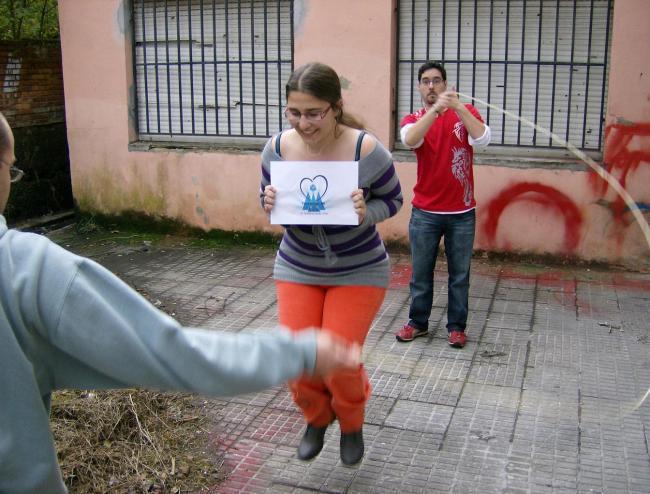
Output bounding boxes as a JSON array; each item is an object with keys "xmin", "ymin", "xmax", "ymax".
[
  {"xmin": 420, "ymin": 77, "xmax": 444, "ymax": 87},
  {"xmin": 10, "ymin": 166, "xmax": 24, "ymax": 183},
  {"xmin": 9, "ymin": 166, "xmax": 25, "ymax": 184},
  {"xmin": 1, "ymin": 160, "xmax": 24, "ymax": 183},
  {"xmin": 284, "ymin": 106, "xmax": 331, "ymax": 124}
]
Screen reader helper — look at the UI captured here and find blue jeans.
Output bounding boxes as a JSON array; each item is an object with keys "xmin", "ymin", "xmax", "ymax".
[{"xmin": 408, "ymin": 207, "xmax": 475, "ymax": 332}]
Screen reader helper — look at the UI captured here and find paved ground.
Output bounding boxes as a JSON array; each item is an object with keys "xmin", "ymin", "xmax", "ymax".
[{"xmin": 49, "ymin": 227, "xmax": 650, "ymax": 494}]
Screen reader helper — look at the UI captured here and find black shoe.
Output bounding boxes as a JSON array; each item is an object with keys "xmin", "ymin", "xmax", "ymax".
[
  {"xmin": 297, "ymin": 424, "xmax": 328, "ymax": 461},
  {"xmin": 340, "ymin": 429, "xmax": 364, "ymax": 465}
]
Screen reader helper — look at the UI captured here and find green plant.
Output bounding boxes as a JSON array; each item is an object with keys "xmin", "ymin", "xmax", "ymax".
[{"xmin": 0, "ymin": 0, "xmax": 59, "ymax": 41}]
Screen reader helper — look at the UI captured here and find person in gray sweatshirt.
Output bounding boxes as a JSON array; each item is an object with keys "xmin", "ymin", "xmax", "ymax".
[{"xmin": 0, "ymin": 112, "xmax": 360, "ymax": 494}]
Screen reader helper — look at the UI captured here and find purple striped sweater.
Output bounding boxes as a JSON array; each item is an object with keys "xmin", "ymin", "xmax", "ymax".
[{"xmin": 260, "ymin": 132, "xmax": 403, "ymax": 287}]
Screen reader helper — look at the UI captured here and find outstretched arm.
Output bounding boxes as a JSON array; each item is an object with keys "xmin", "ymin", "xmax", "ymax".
[{"xmin": 21, "ymin": 239, "xmax": 357, "ymax": 397}]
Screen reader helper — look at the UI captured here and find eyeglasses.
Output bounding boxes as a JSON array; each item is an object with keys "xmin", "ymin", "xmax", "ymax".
[
  {"xmin": 1, "ymin": 159, "xmax": 24, "ymax": 183},
  {"xmin": 420, "ymin": 77, "xmax": 445, "ymax": 87},
  {"xmin": 284, "ymin": 106, "xmax": 331, "ymax": 124},
  {"xmin": 10, "ymin": 166, "xmax": 24, "ymax": 183}
]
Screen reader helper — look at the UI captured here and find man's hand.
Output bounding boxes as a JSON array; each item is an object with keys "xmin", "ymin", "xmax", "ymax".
[
  {"xmin": 433, "ymin": 86, "xmax": 462, "ymax": 112},
  {"xmin": 312, "ymin": 331, "xmax": 361, "ymax": 376},
  {"xmin": 439, "ymin": 86, "xmax": 486, "ymax": 140}
]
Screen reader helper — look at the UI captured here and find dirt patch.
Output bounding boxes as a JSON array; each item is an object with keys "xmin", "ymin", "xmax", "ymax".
[
  {"xmin": 51, "ymin": 389, "xmax": 226, "ymax": 493},
  {"xmin": 48, "ymin": 267, "xmax": 229, "ymax": 493}
]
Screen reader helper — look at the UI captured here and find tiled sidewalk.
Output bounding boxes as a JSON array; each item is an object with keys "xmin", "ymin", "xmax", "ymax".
[{"xmin": 51, "ymin": 231, "xmax": 650, "ymax": 493}]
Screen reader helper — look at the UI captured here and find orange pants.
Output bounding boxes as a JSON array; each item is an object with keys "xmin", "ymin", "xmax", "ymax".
[{"xmin": 276, "ymin": 281, "xmax": 386, "ymax": 432}]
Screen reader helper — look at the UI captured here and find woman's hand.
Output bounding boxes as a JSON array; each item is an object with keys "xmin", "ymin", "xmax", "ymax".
[
  {"xmin": 263, "ymin": 185, "xmax": 276, "ymax": 213},
  {"xmin": 351, "ymin": 189, "xmax": 366, "ymax": 224}
]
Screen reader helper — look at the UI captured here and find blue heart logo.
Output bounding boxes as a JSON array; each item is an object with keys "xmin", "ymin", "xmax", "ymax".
[{"xmin": 300, "ymin": 175, "xmax": 328, "ymax": 212}]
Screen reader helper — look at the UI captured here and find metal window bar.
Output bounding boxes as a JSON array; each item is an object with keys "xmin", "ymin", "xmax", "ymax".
[
  {"xmin": 237, "ymin": 0, "xmax": 244, "ymax": 135},
  {"xmin": 133, "ymin": 0, "xmax": 293, "ymax": 141},
  {"xmin": 516, "ymin": 0, "xmax": 526, "ymax": 145},
  {"xmin": 200, "ymin": 0, "xmax": 207, "ymax": 134},
  {"xmin": 501, "ymin": 1, "xmax": 510, "ymax": 144},
  {"xmin": 250, "ymin": 0, "xmax": 257, "ymax": 135},
  {"xmin": 263, "ymin": 1, "xmax": 269, "ymax": 135},
  {"xmin": 396, "ymin": 0, "xmax": 613, "ymax": 152},
  {"xmin": 487, "ymin": 1, "xmax": 493, "ymax": 124},
  {"xmin": 566, "ymin": 0, "xmax": 577, "ymax": 145},
  {"xmin": 276, "ymin": 0, "xmax": 284, "ymax": 132},
  {"xmin": 549, "ymin": 0, "xmax": 560, "ymax": 144},
  {"xmin": 176, "ymin": 0, "xmax": 183, "ymax": 134},
  {"xmin": 212, "ymin": 0, "xmax": 220, "ymax": 133},
  {"xmin": 164, "ymin": 0, "xmax": 172, "ymax": 134},
  {"xmin": 140, "ymin": 4, "xmax": 150, "ymax": 133},
  {"xmin": 187, "ymin": 0, "xmax": 195, "ymax": 134},
  {"xmin": 224, "ymin": 0, "xmax": 232, "ymax": 135},
  {"xmin": 456, "ymin": 0, "xmax": 461, "ymax": 90},
  {"xmin": 598, "ymin": 0, "xmax": 612, "ymax": 150},
  {"xmin": 582, "ymin": 0, "xmax": 594, "ymax": 149},
  {"xmin": 153, "ymin": 1, "xmax": 161, "ymax": 132},
  {"xmin": 532, "ymin": 0, "xmax": 543, "ymax": 145},
  {"xmin": 471, "ymin": 0, "xmax": 477, "ymax": 101},
  {"xmin": 425, "ymin": 0, "xmax": 431, "ymax": 56},
  {"xmin": 409, "ymin": 0, "xmax": 416, "ymax": 96}
]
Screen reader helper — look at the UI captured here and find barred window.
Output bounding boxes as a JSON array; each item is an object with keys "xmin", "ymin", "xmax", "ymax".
[
  {"xmin": 133, "ymin": 0, "xmax": 293, "ymax": 143},
  {"xmin": 397, "ymin": 0, "xmax": 613, "ymax": 153}
]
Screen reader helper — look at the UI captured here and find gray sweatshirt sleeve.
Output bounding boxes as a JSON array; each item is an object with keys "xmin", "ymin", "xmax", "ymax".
[
  {"xmin": 0, "ymin": 227, "xmax": 318, "ymax": 494},
  {"xmin": 48, "ymin": 257, "xmax": 317, "ymax": 395},
  {"xmin": 13, "ymin": 234, "xmax": 317, "ymax": 396}
]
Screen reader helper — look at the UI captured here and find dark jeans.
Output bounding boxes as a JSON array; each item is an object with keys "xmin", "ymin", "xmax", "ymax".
[{"xmin": 408, "ymin": 207, "xmax": 475, "ymax": 332}]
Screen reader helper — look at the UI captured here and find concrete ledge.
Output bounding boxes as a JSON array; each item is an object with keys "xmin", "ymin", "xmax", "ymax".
[{"xmin": 392, "ymin": 149, "xmax": 593, "ymax": 171}]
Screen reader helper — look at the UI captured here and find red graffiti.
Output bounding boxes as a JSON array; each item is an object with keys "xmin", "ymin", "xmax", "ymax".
[
  {"xmin": 482, "ymin": 120, "xmax": 649, "ymax": 256},
  {"xmin": 592, "ymin": 122, "xmax": 650, "ymax": 233},
  {"xmin": 597, "ymin": 122, "xmax": 650, "ymax": 193},
  {"xmin": 390, "ymin": 263, "xmax": 412, "ymax": 288},
  {"xmin": 483, "ymin": 182, "xmax": 583, "ymax": 254}
]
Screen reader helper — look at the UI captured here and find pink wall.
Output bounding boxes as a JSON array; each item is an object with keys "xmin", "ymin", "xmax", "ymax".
[
  {"xmin": 607, "ymin": 0, "xmax": 650, "ymax": 123},
  {"xmin": 293, "ymin": 0, "xmax": 396, "ymax": 146},
  {"xmin": 596, "ymin": 0, "xmax": 650, "ymax": 263},
  {"xmin": 59, "ymin": 0, "xmax": 271, "ymax": 233},
  {"xmin": 58, "ymin": 0, "xmax": 649, "ymax": 265}
]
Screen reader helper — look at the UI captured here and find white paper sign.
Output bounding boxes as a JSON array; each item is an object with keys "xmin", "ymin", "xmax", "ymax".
[{"xmin": 270, "ymin": 161, "xmax": 359, "ymax": 225}]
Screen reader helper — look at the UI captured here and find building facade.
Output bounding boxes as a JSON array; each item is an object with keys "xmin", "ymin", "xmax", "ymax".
[{"xmin": 58, "ymin": 0, "xmax": 650, "ymax": 264}]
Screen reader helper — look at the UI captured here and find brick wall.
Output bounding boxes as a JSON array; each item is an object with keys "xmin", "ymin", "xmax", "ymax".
[
  {"xmin": 0, "ymin": 41, "xmax": 72, "ymax": 223},
  {"xmin": 0, "ymin": 41, "xmax": 65, "ymax": 128}
]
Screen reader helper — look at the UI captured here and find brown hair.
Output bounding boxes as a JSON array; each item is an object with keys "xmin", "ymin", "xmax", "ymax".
[
  {"xmin": 418, "ymin": 61, "xmax": 447, "ymax": 82},
  {"xmin": 285, "ymin": 62, "xmax": 365, "ymax": 134}
]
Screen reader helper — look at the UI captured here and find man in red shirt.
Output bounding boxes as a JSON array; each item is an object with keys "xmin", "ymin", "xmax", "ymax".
[{"xmin": 395, "ymin": 61, "xmax": 491, "ymax": 348}]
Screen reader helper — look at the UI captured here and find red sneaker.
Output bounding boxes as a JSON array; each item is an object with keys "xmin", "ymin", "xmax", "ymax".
[
  {"xmin": 395, "ymin": 324, "xmax": 428, "ymax": 342},
  {"xmin": 448, "ymin": 330, "xmax": 467, "ymax": 348}
]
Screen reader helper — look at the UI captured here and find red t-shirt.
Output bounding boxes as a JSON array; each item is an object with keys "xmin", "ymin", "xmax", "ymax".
[{"xmin": 401, "ymin": 105, "xmax": 484, "ymax": 213}]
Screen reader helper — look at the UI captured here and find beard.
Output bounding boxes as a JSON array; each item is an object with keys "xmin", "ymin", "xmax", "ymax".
[{"xmin": 424, "ymin": 92, "xmax": 438, "ymax": 106}]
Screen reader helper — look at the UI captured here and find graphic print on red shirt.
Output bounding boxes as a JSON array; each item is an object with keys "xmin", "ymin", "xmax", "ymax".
[{"xmin": 401, "ymin": 104, "xmax": 484, "ymax": 213}]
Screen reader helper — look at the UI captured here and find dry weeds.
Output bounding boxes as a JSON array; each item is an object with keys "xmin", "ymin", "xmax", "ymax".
[{"xmin": 51, "ymin": 389, "xmax": 226, "ymax": 493}]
